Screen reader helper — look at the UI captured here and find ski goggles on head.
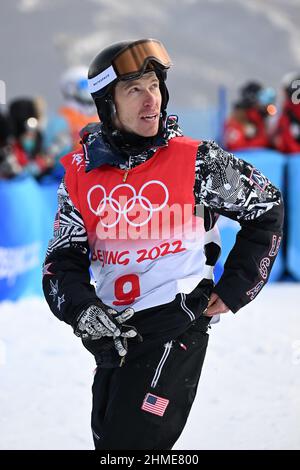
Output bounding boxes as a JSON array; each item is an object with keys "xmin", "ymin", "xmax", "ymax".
[{"xmin": 88, "ymin": 39, "xmax": 172, "ymax": 95}]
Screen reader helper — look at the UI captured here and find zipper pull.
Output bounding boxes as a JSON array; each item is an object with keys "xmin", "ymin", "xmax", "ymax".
[
  {"xmin": 123, "ymin": 170, "xmax": 129, "ymax": 182},
  {"xmin": 120, "ymin": 356, "xmax": 126, "ymax": 366}
]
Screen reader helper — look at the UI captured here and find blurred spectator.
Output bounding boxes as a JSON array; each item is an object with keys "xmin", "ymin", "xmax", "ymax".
[
  {"xmin": 44, "ymin": 66, "xmax": 98, "ymax": 179},
  {"xmin": 9, "ymin": 97, "xmax": 54, "ymax": 178},
  {"xmin": 223, "ymin": 81, "xmax": 276, "ymax": 151},
  {"xmin": 59, "ymin": 66, "xmax": 98, "ymax": 147},
  {"xmin": 273, "ymin": 72, "xmax": 300, "ymax": 154},
  {"xmin": 0, "ymin": 111, "xmax": 22, "ymax": 179}
]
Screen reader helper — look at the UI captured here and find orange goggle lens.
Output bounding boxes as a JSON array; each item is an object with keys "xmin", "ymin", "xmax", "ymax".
[{"xmin": 112, "ymin": 39, "xmax": 172, "ymax": 79}]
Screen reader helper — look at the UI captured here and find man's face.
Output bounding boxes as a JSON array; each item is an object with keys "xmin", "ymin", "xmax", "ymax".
[{"xmin": 113, "ymin": 71, "xmax": 162, "ymax": 137}]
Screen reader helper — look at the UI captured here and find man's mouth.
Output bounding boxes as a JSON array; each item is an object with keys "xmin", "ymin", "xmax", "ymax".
[{"xmin": 141, "ymin": 114, "xmax": 158, "ymax": 121}]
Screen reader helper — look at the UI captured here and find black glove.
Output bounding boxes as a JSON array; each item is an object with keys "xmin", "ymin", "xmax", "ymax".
[{"xmin": 73, "ymin": 302, "xmax": 138, "ymax": 356}]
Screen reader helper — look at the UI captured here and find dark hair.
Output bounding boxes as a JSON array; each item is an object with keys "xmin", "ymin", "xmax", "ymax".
[{"xmin": 9, "ymin": 98, "xmax": 38, "ymax": 138}]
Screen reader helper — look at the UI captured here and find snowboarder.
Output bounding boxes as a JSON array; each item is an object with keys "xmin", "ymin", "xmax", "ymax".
[{"xmin": 43, "ymin": 38, "xmax": 283, "ymax": 450}]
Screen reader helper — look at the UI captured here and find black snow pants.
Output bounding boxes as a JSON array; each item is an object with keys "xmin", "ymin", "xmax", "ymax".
[{"xmin": 91, "ymin": 313, "xmax": 211, "ymax": 450}]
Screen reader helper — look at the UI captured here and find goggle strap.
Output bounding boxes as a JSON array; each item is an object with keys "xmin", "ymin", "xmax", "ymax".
[{"xmin": 88, "ymin": 65, "xmax": 117, "ymax": 94}]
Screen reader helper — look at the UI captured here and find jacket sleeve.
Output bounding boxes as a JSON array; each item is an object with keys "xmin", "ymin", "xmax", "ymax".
[
  {"xmin": 42, "ymin": 177, "xmax": 99, "ymax": 325},
  {"xmin": 194, "ymin": 140, "xmax": 284, "ymax": 313}
]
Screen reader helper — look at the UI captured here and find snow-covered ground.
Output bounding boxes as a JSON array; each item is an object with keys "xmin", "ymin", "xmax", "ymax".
[{"xmin": 0, "ymin": 283, "xmax": 299, "ymax": 450}]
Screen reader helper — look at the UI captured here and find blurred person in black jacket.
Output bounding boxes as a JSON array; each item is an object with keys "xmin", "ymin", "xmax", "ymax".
[
  {"xmin": 9, "ymin": 97, "xmax": 54, "ymax": 178},
  {"xmin": 0, "ymin": 111, "xmax": 22, "ymax": 179},
  {"xmin": 223, "ymin": 81, "xmax": 276, "ymax": 151}
]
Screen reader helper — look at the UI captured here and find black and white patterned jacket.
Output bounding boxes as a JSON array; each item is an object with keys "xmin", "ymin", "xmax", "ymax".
[{"xmin": 43, "ymin": 117, "xmax": 283, "ymax": 358}]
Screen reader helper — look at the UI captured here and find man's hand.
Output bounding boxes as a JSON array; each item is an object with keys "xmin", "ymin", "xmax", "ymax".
[
  {"xmin": 205, "ymin": 292, "xmax": 230, "ymax": 316},
  {"xmin": 73, "ymin": 303, "xmax": 139, "ymax": 356}
]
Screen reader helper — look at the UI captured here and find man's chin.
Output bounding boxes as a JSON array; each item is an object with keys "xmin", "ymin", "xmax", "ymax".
[{"xmin": 139, "ymin": 124, "xmax": 159, "ymax": 138}]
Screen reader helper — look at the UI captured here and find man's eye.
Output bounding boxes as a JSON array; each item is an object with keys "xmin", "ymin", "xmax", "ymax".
[{"xmin": 129, "ymin": 87, "xmax": 139, "ymax": 94}]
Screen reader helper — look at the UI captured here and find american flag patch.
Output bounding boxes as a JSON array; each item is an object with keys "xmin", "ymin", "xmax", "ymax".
[
  {"xmin": 141, "ymin": 393, "xmax": 169, "ymax": 417},
  {"xmin": 54, "ymin": 211, "xmax": 60, "ymax": 230}
]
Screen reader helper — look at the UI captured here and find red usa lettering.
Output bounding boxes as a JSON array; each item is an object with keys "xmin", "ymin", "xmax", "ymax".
[
  {"xmin": 91, "ymin": 249, "xmax": 130, "ymax": 267},
  {"xmin": 136, "ymin": 240, "xmax": 186, "ymax": 263}
]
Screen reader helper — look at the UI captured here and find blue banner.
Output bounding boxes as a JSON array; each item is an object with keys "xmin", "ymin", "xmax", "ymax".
[
  {"xmin": 0, "ymin": 176, "xmax": 43, "ymax": 300},
  {"xmin": 287, "ymin": 155, "xmax": 300, "ymax": 280}
]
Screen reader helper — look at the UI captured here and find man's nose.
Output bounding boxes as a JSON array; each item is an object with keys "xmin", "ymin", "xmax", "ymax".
[{"xmin": 143, "ymin": 89, "xmax": 156, "ymax": 106}]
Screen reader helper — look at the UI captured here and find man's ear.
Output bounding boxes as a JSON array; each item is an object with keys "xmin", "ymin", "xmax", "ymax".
[
  {"xmin": 111, "ymin": 101, "xmax": 119, "ymax": 128},
  {"xmin": 103, "ymin": 93, "xmax": 117, "ymax": 126}
]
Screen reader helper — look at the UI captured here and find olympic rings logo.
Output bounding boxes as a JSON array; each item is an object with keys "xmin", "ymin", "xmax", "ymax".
[{"xmin": 87, "ymin": 180, "xmax": 169, "ymax": 228}]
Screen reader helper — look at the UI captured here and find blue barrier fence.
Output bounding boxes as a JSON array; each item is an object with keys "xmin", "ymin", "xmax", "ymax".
[
  {"xmin": 287, "ymin": 154, "xmax": 300, "ymax": 281},
  {"xmin": 0, "ymin": 149, "xmax": 297, "ymax": 302},
  {"xmin": 0, "ymin": 176, "xmax": 59, "ymax": 300}
]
